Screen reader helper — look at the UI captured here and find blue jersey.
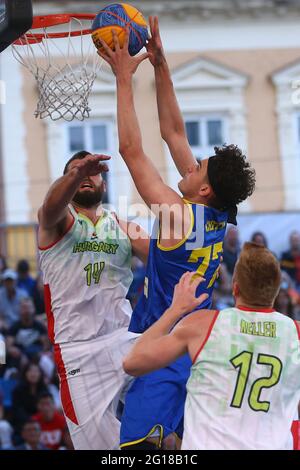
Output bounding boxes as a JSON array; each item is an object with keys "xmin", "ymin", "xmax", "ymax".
[{"xmin": 129, "ymin": 200, "xmax": 228, "ymax": 333}]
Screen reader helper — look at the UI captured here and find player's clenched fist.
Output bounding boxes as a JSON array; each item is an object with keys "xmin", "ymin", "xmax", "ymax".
[{"xmin": 72, "ymin": 154, "xmax": 111, "ymax": 177}]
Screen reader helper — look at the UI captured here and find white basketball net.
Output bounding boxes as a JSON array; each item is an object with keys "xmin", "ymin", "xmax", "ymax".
[{"xmin": 11, "ymin": 16, "xmax": 102, "ymax": 121}]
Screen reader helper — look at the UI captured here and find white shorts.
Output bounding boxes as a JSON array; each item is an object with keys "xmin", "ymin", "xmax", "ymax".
[{"xmin": 53, "ymin": 327, "xmax": 139, "ymax": 450}]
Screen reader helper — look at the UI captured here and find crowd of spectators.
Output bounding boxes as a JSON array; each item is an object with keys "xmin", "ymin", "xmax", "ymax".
[
  {"xmin": 0, "ymin": 229, "xmax": 299, "ymax": 450},
  {"xmin": 213, "ymin": 229, "xmax": 300, "ymax": 321},
  {"xmin": 0, "ymin": 260, "xmax": 72, "ymax": 450}
]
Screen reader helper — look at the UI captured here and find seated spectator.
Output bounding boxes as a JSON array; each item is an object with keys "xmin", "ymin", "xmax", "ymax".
[
  {"xmin": 32, "ymin": 392, "xmax": 69, "ymax": 450},
  {"xmin": 60, "ymin": 429, "xmax": 74, "ymax": 450},
  {"xmin": 0, "ymin": 392, "xmax": 13, "ymax": 449},
  {"xmin": 274, "ymin": 288, "xmax": 296, "ymax": 319},
  {"xmin": 251, "ymin": 231, "xmax": 268, "ymax": 248},
  {"xmin": 211, "ymin": 263, "xmax": 234, "ymax": 310},
  {"xmin": 17, "ymin": 260, "xmax": 36, "ymax": 298},
  {"xmin": 0, "ymin": 332, "xmax": 5, "ymax": 365},
  {"xmin": 6, "ymin": 298, "xmax": 47, "ymax": 360},
  {"xmin": 0, "ymin": 317, "xmax": 7, "ymax": 337},
  {"xmin": 0, "ymin": 255, "xmax": 7, "ymax": 284},
  {"xmin": 32, "ymin": 273, "xmax": 45, "ymax": 316},
  {"xmin": 281, "ymin": 231, "xmax": 300, "ymax": 290},
  {"xmin": 14, "ymin": 420, "xmax": 48, "ymax": 450},
  {"xmin": 280, "ymin": 271, "xmax": 300, "ymax": 320},
  {"xmin": 2, "ymin": 338, "xmax": 27, "ymax": 381},
  {"xmin": 12, "ymin": 363, "xmax": 49, "ymax": 429},
  {"xmin": 222, "ymin": 227, "xmax": 240, "ymax": 275},
  {"xmin": 0, "ymin": 270, "xmax": 28, "ymax": 328}
]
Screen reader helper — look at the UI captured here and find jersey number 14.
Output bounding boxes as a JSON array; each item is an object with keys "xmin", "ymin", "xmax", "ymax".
[{"xmin": 84, "ymin": 262, "xmax": 105, "ymax": 286}]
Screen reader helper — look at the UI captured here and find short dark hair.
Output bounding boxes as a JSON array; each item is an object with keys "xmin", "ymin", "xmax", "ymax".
[
  {"xmin": 251, "ymin": 231, "xmax": 268, "ymax": 248},
  {"xmin": 207, "ymin": 145, "xmax": 256, "ymax": 208},
  {"xmin": 37, "ymin": 391, "xmax": 54, "ymax": 403},
  {"xmin": 63, "ymin": 151, "xmax": 91, "ymax": 175},
  {"xmin": 21, "ymin": 419, "xmax": 40, "ymax": 432},
  {"xmin": 17, "ymin": 259, "xmax": 30, "ymax": 274}
]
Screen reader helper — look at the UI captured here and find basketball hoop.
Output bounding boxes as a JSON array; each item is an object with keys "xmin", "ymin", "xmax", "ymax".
[{"xmin": 12, "ymin": 14, "xmax": 102, "ymax": 121}]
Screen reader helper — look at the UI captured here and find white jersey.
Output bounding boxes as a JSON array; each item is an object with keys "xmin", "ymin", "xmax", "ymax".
[
  {"xmin": 39, "ymin": 206, "xmax": 133, "ymax": 344},
  {"xmin": 182, "ymin": 307, "xmax": 300, "ymax": 450}
]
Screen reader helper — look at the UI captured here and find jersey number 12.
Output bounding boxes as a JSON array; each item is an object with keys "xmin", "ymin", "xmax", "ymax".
[{"xmin": 230, "ymin": 351, "xmax": 282, "ymax": 413}]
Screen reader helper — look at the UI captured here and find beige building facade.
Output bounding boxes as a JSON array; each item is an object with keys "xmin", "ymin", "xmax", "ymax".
[{"xmin": 0, "ymin": 0, "xmax": 300, "ymax": 265}]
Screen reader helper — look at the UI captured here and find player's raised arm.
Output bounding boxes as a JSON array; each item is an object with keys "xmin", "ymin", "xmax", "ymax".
[
  {"xmin": 38, "ymin": 154, "xmax": 110, "ymax": 240},
  {"xmin": 97, "ymin": 29, "xmax": 184, "ymax": 213},
  {"xmin": 117, "ymin": 219, "xmax": 150, "ymax": 265},
  {"xmin": 147, "ymin": 16, "xmax": 196, "ymax": 177},
  {"xmin": 123, "ymin": 272, "xmax": 209, "ymax": 376}
]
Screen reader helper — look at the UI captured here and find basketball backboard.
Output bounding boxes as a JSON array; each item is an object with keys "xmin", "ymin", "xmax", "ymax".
[{"xmin": 0, "ymin": 0, "xmax": 33, "ymax": 53}]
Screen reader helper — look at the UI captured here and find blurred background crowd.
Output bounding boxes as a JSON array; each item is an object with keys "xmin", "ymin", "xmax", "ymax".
[{"xmin": 0, "ymin": 228, "xmax": 299, "ymax": 450}]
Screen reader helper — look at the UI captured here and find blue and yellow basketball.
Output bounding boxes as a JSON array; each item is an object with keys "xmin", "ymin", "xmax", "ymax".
[{"xmin": 91, "ymin": 3, "xmax": 148, "ymax": 56}]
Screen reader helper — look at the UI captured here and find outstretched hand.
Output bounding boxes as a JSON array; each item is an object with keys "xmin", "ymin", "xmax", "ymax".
[
  {"xmin": 97, "ymin": 28, "xmax": 149, "ymax": 79},
  {"xmin": 73, "ymin": 154, "xmax": 111, "ymax": 178},
  {"xmin": 170, "ymin": 272, "xmax": 209, "ymax": 316},
  {"xmin": 146, "ymin": 16, "xmax": 165, "ymax": 67}
]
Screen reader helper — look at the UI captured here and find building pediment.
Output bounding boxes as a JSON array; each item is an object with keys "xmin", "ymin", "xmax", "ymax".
[
  {"xmin": 34, "ymin": 1, "xmax": 300, "ymax": 20},
  {"xmin": 171, "ymin": 56, "xmax": 248, "ymax": 90},
  {"xmin": 272, "ymin": 58, "xmax": 300, "ymax": 86}
]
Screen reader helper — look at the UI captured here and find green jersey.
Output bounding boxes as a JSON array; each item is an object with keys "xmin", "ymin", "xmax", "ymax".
[{"xmin": 182, "ymin": 307, "xmax": 300, "ymax": 450}]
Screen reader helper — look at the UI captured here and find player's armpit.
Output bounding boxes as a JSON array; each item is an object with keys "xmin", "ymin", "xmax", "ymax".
[
  {"xmin": 122, "ymin": 152, "xmax": 192, "ymax": 247},
  {"xmin": 123, "ymin": 326, "xmax": 188, "ymax": 376},
  {"xmin": 178, "ymin": 309, "xmax": 219, "ymax": 362}
]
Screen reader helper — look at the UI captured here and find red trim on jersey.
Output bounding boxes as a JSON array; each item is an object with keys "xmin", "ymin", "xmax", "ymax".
[
  {"xmin": 237, "ymin": 305, "xmax": 275, "ymax": 313},
  {"xmin": 294, "ymin": 321, "xmax": 300, "ymax": 340},
  {"xmin": 112, "ymin": 211, "xmax": 120, "ymax": 224},
  {"xmin": 44, "ymin": 284, "xmax": 55, "ymax": 344},
  {"xmin": 192, "ymin": 310, "xmax": 220, "ymax": 364},
  {"xmin": 38, "ymin": 214, "xmax": 75, "ymax": 250},
  {"xmin": 54, "ymin": 344, "xmax": 79, "ymax": 426},
  {"xmin": 292, "ymin": 421, "xmax": 300, "ymax": 450}
]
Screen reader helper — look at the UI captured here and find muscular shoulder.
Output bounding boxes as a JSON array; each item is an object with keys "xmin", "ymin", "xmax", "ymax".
[
  {"xmin": 181, "ymin": 309, "xmax": 218, "ymax": 327},
  {"xmin": 175, "ymin": 309, "xmax": 218, "ymax": 338},
  {"xmin": 175, "ymin": 309, "xmax": 219, "ymax": 362},
  {"xmin": 38, "ymin": 206, "xmax": 75, "ymax": 251}
]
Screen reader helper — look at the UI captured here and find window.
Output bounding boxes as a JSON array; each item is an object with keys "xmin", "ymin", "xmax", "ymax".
[
  {"xmin": 66, "ymin": 121, "xmax": 113, "ymax": 204},
  {"xmin": 68, "ymin": 123, "xmax": 109, "ymax": 154},
  {"xmin": 69, "ymin": 127, "xmax": 84, "ymax": 152},
  {"xmin": 297, "ymin": 114, "xmax": 300, "ymax": 148},
  {"xmin": 184, "ymin": 116, "xmax": 226, "ymax": 158},
  {"xmin": 185, "ymin": 121, "xmax": 199, "ymax": 146},
  {"xmin": 293, "ymin": 112, "xmax": 300, "ymax": 160}
]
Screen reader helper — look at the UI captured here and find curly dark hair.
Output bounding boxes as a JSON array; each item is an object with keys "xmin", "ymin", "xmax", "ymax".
[{"xmin": 207, "ymin": 144, "xmax": 256, "ymax": 207}]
